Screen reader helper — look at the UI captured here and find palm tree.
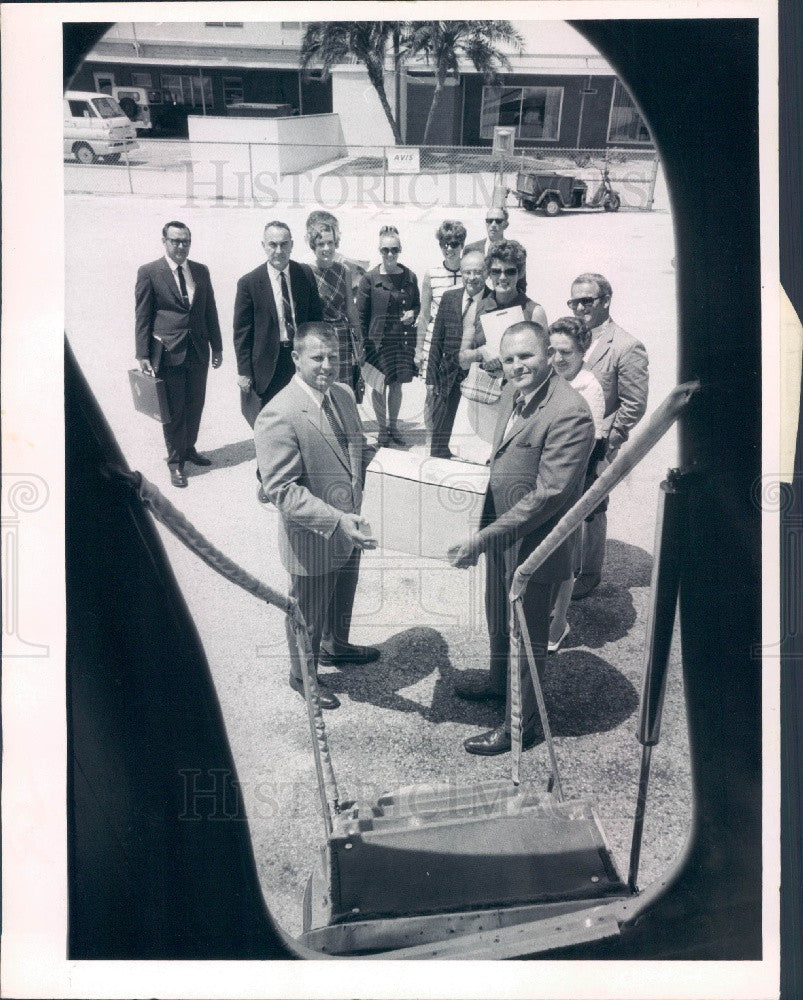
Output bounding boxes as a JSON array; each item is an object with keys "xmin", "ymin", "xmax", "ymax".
[
  {"xmin": 301, "ymin": 22, "xmax": 405, "ymax": 144},
  {"xmin": 407, "ymin": 21, "xmax": 524, "ymax": 145}
]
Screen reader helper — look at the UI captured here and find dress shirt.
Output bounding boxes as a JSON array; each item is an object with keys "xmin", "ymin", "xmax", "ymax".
[
  {"xmin": 584, "ymin": 317, "xmax": 614, "ymax": 366},
  {"xmin": 267, "ymin": 262, "xmax": 296, "ymax": 342},
  {"xmin": 294, "ymin": 373, "xmax": 325, "ymax": 408},
  {"xmin": 164, "ymin": 254, "xmax": 195, "ymax": 305},
  {"xmin": 462, "ymin": 289, "xmax": 485, "ymax": 341},
  {"xmin": 502, "ymin": 373, "xmax": 551, "ymax": 440}
]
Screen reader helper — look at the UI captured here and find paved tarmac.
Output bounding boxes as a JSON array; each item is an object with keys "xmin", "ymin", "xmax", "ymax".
[{"xmin": 65, "ymin": 192, "xmax": 689, "ymax": 939}]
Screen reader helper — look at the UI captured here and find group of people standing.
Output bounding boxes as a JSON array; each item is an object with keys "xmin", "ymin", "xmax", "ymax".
[{"xmin": 133, "ymin": 208, "xmax": 649, "ymax": 751}]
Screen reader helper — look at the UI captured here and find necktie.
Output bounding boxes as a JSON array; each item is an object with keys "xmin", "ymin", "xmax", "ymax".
[
  {"xmin": 505, "ymin": 394, "xmax": 525, "ymax": 438},
  {"xmin": 176, "ymin": 264, "xmax": 190, "ymax": 308},
  {"xmin": 280, "ymin": 270, "xmax": 295, "ymax": 341},
  {"xmin": 322, "ymin": 395, "xmax": 350, "ymax": 458}
]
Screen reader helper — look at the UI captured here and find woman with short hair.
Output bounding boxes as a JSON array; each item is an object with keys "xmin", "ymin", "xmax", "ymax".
[
  {"xmin": 307, "ymin": 219, "xmax": 361, "ymax": 386},
  {"xmin": 356, "ymin": 226, "xmax": 420, "ymax": 446}
]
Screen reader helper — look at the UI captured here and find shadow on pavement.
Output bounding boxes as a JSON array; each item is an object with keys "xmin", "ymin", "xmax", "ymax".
[
  {"xmin": 185, "ymin": 438, "xmax": 255, "ymax": 477},
  {"xmin": 544, "ymin": 651, "xmax": 639, "ymax": 736},
  {"xmin": 605, "ymin": 538, "xmax": 653, "ymax": 588}
]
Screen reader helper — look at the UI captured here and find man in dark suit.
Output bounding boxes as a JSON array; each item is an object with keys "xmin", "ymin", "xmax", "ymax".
[
  {"xmin": 233, "ymin": 221, "xmax": 323, "ymax": 503},
  {"xmin": 568, "ymin": 272, "xmax": 649, "ymax": 598},
  {"xmin": 255, "ymin": 322, "xmax": 380, "ymax": 710},
  {"xmin": 449, "ymin": 321, "xmax": 594, "ymax": 755},
  {"xmin": 465, "ymin": 205, "xmax": 527, "ymax": 294},
  {"xmin": 425, "ymin": 249, "xmax": 492, "ymax": 458},
  {"xmin": 135, "ymin": 221, "xmax": 223, "ymax": 488}
]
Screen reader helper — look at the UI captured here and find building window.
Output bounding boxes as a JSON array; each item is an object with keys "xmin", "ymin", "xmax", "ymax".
[
  {"xmin": 131, "ymin": 73, "xmax": 153, "ymax": 88},
  {"xmin": 223, "ymin": 77, "xmax": 244, "ymax": 106},
  {"xmin": 160, "ymin": 74, "xmax": 213, "ymax": 109},
  {"xmin": 607, "ymin": 80, "xmax": 652, "ymax": 144},
  {"xmin": 480, "ymin": 86, "xmax": 563, "ymax": 141}
]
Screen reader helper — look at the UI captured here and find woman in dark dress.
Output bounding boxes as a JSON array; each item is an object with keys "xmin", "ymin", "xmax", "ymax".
[
  {"xmin": 356, "ymin": 226, "xmax": 420, "ymax": 446},
  {"xmin": 307, "ymin": 219, "xmax": 361, "ymax": 385}
]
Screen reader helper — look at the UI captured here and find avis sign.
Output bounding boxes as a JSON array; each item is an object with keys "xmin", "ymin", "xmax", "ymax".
[{"xmin": 387, "ymin": 148, "xmax": 420, "ymax": 174}]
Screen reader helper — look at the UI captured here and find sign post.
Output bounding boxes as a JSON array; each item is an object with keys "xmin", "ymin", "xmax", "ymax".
[{"xmin": 491, "ymin": 126, "xmax": 515, "ymax": 208}]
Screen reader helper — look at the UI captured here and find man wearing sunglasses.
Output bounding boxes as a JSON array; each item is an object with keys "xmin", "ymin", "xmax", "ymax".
[
  {"xmin": 465, "ymin": 206, "xmax": 527, "ymax": 294},
  {"xmin": 567, "ymin": 272, "xmax": 649, "ymax": 599},
  {"xmin": 135, "ymin": 221, "xmax": 223, "ymax": 488}
]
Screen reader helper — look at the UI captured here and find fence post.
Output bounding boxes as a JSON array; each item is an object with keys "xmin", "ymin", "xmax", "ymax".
[
  {"xmin": 646, "ymin": 153, "xmax": 659, "ymax": 212},
  {"xmin": 123, "ymin": 144, "xmax": 133, "ymax": 195},
  {"xmin": 247, "ymin": 142, "xmax": 255, "ymax": 205}
]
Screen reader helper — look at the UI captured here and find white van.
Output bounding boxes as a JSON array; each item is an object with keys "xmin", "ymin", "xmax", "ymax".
[
  {"xmin": 64, "ymin": 91, "xmax": 139, "ymax": 164},
  {"xmin": 111, "ymin": 86, "xmax": 152, "ymax": 132}
]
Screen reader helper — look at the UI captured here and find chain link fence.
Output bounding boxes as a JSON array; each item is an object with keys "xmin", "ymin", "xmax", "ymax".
[{"xmin": 65, "ymin": 139, "xmax": 661, "ymax": 211}]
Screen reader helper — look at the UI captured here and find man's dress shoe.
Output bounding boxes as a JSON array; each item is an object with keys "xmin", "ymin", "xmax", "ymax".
[
  {"xmin": 289, "ymin": 673, "xmax": 340, "ymax": 709},
  {"xmin": 463, "ymin": 724, "xmax": 537, "ymax": 756},
  {"xmin": 170, "ymin": 465, "xmax": 188, "ymax": 488},
  {"xmin": 185, "ymin": 449, "xmax": 212, "ymax": 466},
  {"xmin": 572, "ymin": 574, "xmax": 601, "ymax": 600},
  {"xmin": 453, "ymin": 674, "xmax": 505, "ymax": 702},
  {"xmin": 318, "ymin": 644, "xmax": 380, "ymax": 667},
  {"xmin": 257, "ymin": 485, "xmax": 271, "ymax": 504}
]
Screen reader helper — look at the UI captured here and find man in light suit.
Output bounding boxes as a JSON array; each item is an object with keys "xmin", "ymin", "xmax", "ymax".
[
  {"xmin": 234, "ymin": 221, "xmax": 323, "ymax": 501},
  {"xmin": 449, "ymin": 321, "xmax": 594, "ymax": 755},
  {"xmin": 465, "ymin": 205, "xmax": 527, "ymax": 294},
  {"xmin": 135, "ymin": 221, "xmax": 223, "ymax": 488},
  {"xmin": 425, "ymin": 250, "xmax": 493, "ymax": 458},
  {"xmin": 255, "ymin": 322, "xmax": 380, "ymax": 710},
  {"xmin": 568, "ymin": 272, "xmax": 649, "ymax": 598}
]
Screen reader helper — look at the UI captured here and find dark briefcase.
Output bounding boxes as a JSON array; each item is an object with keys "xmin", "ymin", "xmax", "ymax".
[{"xmin": 128, "ymin": 369, "xmax": 171, "ymax": 424}]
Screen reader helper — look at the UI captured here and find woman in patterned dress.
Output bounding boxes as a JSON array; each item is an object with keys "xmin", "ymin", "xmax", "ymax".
[
  {"xmin": 356, "ymin": 226, "xmax": 420, "ymax": 447},
  {"xmin": 414, "ymin": 220, "xmax": 467, "ymax": 440},
  {"xmin": 307, "ymin": 219, "xmax": 361, "ymax": 385}
]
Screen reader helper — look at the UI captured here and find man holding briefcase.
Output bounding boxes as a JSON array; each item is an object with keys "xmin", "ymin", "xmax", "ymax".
[{"xmin": 135, "ymin": 221, "xmax": 223, "ymax": 488}]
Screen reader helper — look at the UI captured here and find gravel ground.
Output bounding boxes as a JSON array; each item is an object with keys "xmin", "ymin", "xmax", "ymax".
[{"xmin": 65, "ymin": 191, "xmax": 688, "ymax": 941}]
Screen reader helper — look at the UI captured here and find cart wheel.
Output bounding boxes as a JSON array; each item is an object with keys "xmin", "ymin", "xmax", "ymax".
[
  {"xmin": 604, "ymin": 192, "xmax": 622, "ymax": 212},
  {"xmin": 543, "ymin": 197, "xmax": 561, "ymax": 217}
]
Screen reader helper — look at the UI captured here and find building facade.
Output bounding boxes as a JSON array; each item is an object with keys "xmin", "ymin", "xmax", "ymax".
[{"xmin": 70, "ymin": 21, "xmax": 652, "ymax": 150}]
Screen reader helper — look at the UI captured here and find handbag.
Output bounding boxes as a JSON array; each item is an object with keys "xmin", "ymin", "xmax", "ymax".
[
  {"xmin": 459, "ymin": 362, "xmax": 504, "ymax": 404},
  {"xmin": 346, "ymin": 326, "xmax": 365, "ymax": 402}
]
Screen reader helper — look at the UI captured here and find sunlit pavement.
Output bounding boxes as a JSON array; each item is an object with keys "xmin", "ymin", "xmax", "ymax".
[{"xmin": 66, "ymin": 192, "xmax": 688, "ymax": 938}]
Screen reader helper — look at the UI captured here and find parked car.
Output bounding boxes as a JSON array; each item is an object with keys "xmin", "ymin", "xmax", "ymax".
[{"xmin": 64, "ymin": 91, "xmax": 138, "ymax": 164}]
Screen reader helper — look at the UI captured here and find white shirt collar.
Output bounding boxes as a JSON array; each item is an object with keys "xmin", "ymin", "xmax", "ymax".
[
  {"xmin": 294, "ymin": 373, "xmax": 325, "ymax": 408},
  {"xmin": 267, "ymin": 261, "xmax": 288, "ymax": 279},
  {"xmin": 164, "ymin": 254, "xmax": 189, "ymax": 271},
  {"xmin": 590, "ymin": 316, "xmax": 613, "ymax": 339}
]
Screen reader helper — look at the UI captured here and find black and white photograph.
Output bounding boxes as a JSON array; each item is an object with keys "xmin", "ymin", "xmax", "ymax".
[{"xmin": 1, "ymin": 1, "xmax": 794, "ymax": 996}]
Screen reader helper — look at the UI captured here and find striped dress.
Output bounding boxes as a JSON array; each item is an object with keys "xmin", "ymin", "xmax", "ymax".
[
  {"xmin": 311, "ymin": 261, "xmax": 354, "ymax": 384},
  {"xmin": 419, "ymin": 262, "xmax": 462, "ymax": 373}
]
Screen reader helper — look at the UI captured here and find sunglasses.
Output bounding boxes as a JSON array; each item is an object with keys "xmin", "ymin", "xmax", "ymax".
[
  {"xmin": 485, "ymin": 217, "xmax": 506, "ymax": 224},
  {"xmin": 489, "ymin": 266, "xmax": 519, "ymax": 277},
  {"xmin": 441, "ymin": 239, "xmax": 464, "ymax": 249},
  {"xmin": 380, "ymin": 246, "xmax": 401, "ymax": 255},
  {"xmin": 166, "ymin": 237, "xmax": 191, "ymax": 247},
  {"xmin": 567, "ymin": 296, "xmax": 602, "ymax": 309}
]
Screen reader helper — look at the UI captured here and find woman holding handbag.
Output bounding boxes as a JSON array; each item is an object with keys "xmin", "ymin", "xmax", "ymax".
[
  {"xmin": 356, "ymin": 226, "xmax": 420, "ymax": 447},
  {"xmin": 308, "ymin": 218, "xmax": 362, "ymax": 390},
  {"xmin": 456, "ymin": 240, "xmax": 548, "ymax": 452}
]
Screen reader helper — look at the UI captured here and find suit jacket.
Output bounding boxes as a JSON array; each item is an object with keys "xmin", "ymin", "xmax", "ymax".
[
  {"xmin": 254, "ymin": 378, "xmax": 375, "ymax": 577},
  {"xmin": 465, "ymin": 238, "xmax": 527, "ymax": 294},
  {"xmin": 233, "ymin": 260, "xmax": 323, "ymax": 395},
  {"xmin": 356, "ymin": 264, "xmax": 421, "ymax": 352},
  {"xmin": 134, "ymin": 257, "xmax": 222, "ymax": 372},
  {"xmin": 479, "ymin": 372, "xmax": 595, "ymax": 584},
  {"xmin": 585, "ymin": 318, "xmax": 649, "ymax": 450},
  {"xmin": 426, "ymin": 284, "xmax": 493, "ymax": 390}
]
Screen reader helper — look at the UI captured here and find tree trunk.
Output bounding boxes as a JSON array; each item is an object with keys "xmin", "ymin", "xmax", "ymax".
[
  {"xmin": 422, "ymin": 73, "xmax": 447, "ymax": 146},
  {"xmin": 393, "ymin": 28, "xmax": 403, "ymax": 144},
  {"xmin": 368, "ymin": 67, "xmax": 403, "ymax": 145}
]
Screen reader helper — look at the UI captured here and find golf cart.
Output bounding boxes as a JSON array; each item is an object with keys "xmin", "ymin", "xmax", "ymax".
[{"xmin": 511, "ymin": 162, "xmax": 621, "ymax": 216}]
